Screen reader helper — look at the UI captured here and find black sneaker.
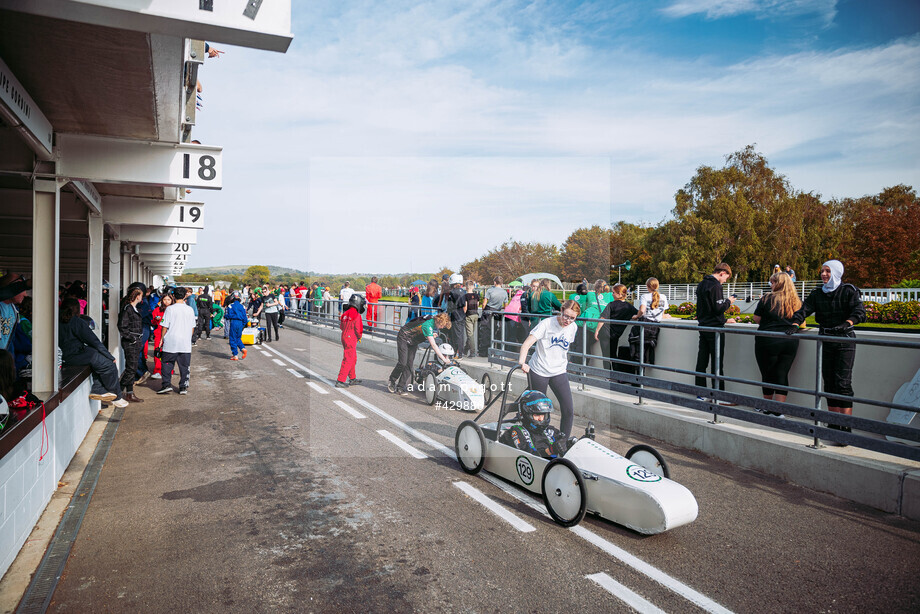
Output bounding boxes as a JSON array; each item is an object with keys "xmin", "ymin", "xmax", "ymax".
[
  {"xmin": 157, "ymin": 387, "xmax": 172, "ymax": 395},
  {"xmin": 348, "ymin": 378, "xmax": 362, "ymax": 385},
  {"xmin": 335, "ymin": 381, "xmax": 348, "ymax": 388},
  {"xmin": 387, "ymin": 380, "xmax": 397, "ymax": 393},
  {"xmin": 398, "ymin": 388, "xmax": 409, "ymax": 397},
  {"xmin": 179, "ymin": 387, "xmax": 188, "ymax": 395}
]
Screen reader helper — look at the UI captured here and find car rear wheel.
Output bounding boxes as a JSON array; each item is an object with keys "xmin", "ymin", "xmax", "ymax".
[
  {"xmin": 542, "ymin": 458, "xmax": 587, "ymax": 527},
  {"xmin": 455, "ymin": 420, "xmax": 486, "ymax": 475},
  {"xmin": 625, "ymin": 444, "xmax": 670, "ymax": 479}
]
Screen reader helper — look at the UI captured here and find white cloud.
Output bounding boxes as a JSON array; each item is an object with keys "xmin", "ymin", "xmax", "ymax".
[{"xmin": 661, "ymin": 0, "xmax": 838, "ymax": 25}]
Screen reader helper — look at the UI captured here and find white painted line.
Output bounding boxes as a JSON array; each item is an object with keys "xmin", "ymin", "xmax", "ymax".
[
  {"xmin": 453, "ymin": 481, "xmax": 535, "ymax": 533},
  {"xmin": 308, "ymin": 381, "xmax": 328, "ymax": 395},
  {"xmin": 287, "ymin": 368, "xmax": 304, "ymax": 379},
  {"xmin": 587, "ymin": 573, "xmax": 666, "ymax": 614},
  {"xmin": 377, "ymin": 430, "xmax": 427, "ymax": 459},
  {"xmin": 574, "ymin": 527, "xmax": 733, "ymax": 614},
  {"xmin": 272, "ymin": 358, "xmax": 287, "ymax": 367},
  {"xmin": 334, "ymin": 400, "xmax": 365, "ymax": 419},
  {"xmin": 257, "ymin": 343, "xmax": 734, "ymax": 614}
]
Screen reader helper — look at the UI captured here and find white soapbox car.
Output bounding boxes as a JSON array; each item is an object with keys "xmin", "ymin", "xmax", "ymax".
[
  {"xmin": 413, "ymin": 340, "xmax": 485, "ymax": 411},
  {"xmin": 454, "ymin": 366, "xmax": 698, "ymax": 533}
]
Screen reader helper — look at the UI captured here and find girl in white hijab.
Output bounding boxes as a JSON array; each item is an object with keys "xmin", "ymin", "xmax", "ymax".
[
  {"xmin": 821, "ymin": 259, "xmax": 844, "ymax": 293},
  {"xmin": 794, "ymin": 259, "xmax": 866, "ymax": 445}
]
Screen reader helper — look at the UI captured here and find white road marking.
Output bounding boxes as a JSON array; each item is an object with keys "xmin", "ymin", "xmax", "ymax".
[
  {"xmin": 334, "ymin": 400, "xmax": 365, "ymax": 419},
  {"xmin": 308, "ymin": 381, "xmax": 328, "ymax": 395},
  {"xmin": 287, "ymin": 368, "xmax": 304, "ymax": 379},
  {"xmin": 573, "ymin": 525, "xmax": 734, "ymax": 614},
  {"xmin": 587, "ymin": 573, "xmax": 666, "ymax": 614},
  {"xmin": 272, "ymin": 358, "xmax": 287, "ymax": 366},
  {"xmin": 453, "ymin": 481, "xmax": 535, "ymax": 533},
  {"xmin": 377, "ymin": 430, "xmax": 427, "ymax": 459},
  {"xmin": 258, "ymin": 343, "xmax": 734, "ymax": 614}
]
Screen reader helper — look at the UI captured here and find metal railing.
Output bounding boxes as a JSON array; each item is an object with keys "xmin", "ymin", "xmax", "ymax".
[{"xmin": 279, "ymin": 298, "xmax": 920, "ymax": 461}]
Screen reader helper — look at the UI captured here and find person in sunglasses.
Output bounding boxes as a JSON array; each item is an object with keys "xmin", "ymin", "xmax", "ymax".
[{"xmin": 517, "ymin": 300, "xmax": 581, "ymax": 438}]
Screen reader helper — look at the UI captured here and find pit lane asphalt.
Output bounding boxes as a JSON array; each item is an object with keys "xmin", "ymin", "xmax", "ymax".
[{"xmin": 44, "ymin": 327, "xmax": 920, "ymax": 613}]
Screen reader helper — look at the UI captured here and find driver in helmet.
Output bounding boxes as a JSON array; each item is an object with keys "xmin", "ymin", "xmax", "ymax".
[
  {"xmin": 499, "ymin": 390, "xmax": 569, "ymax": 458},
  {"xmin": 336, "ymin": 294, "xmax": 365, "ymax": 388}
]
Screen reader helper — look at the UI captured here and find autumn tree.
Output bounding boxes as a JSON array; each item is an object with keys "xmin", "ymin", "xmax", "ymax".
[
  {"xmin": 560, "ymin": 225, "xmax": 610, "ymax": 282},
  {"xmin": 645, "ymin": 145, "xmax": 841, "ymax": 282},
  {"xmin": 242, "ymin": 265, "xmax": 271, "ymax": 286},
  {"xmin": 835, "ymin": 185, "xmax": 920, "ymax": 286},
  {"xmin": 461, "ymin": 240, "xmax": 560, "ymax": 282}
]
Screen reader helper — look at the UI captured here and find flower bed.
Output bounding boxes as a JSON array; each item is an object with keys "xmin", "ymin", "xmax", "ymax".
[{"xmin": 865, "ymin": 300, "xmax": 920, "ymax": 325}]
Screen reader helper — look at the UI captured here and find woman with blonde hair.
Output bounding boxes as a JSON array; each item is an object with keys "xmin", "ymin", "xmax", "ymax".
[
  {"xmin": 629, "ymin": 278, "xmax": 670, "ymax": 364},
  {"xmin": 752, "ymin": 272, "xmax": 802, "ymax": 409}
]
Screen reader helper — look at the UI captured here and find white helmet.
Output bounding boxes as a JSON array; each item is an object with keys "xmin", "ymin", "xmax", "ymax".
[
  {"xmin": 438, "ymin": 343, "xmax": 455, "ymax": 357},
  {"xmin": 448, "ymin": 273, "xmax": 463, "ymax": 285}
]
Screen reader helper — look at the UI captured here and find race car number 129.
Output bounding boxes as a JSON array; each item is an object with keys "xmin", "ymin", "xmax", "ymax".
[{"xmin": 516, "ymin": 456, "xmax": 535, "ymax": 485}]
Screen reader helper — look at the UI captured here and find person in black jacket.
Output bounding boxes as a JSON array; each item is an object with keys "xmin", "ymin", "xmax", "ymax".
[
  {"xmin": 118, "ymin": 287, "xmax": 145, "ymax": 403},
  {"xmin": 59, "ymin": 298, "xmax": 127, "ymax": 408},
  {"xmin": 793, "ymin": 259, "xmax": 866, "ymax": 439},
  {"xmin": 194, "ymin": 285, "xmax": 214, "ymax": 341},
  {"xmin": 594, "ymin": 284, "xmax": 639, "ymax": 371},
  {"xmin": 694, "ymin": 262, "xmax": 736, "ymax": 394}
]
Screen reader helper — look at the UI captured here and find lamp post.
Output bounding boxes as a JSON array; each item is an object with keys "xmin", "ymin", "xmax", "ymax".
[{"xmin": 612, "ymin": 260, "xmax": 631, "ymax": 284}]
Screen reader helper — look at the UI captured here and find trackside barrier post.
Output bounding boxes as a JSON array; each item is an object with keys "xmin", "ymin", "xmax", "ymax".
[
  {"xmin": 636, "ymin": 325, "xmax": 645, "ymax": 406},
  {"xmin": 810, "ymin": 339, "xmax": 825, "ymax": 450},
  {"xmin": 710, "ymin": 330, "xmax": 721, "ymax": 423}
]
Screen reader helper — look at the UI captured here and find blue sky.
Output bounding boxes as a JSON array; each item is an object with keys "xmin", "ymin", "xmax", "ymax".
[{"xmin": 191, "ymin": 0, "xmax": 920, "ymax": 275}]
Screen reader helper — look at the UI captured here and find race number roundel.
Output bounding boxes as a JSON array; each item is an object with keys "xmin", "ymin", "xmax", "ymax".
[
  {"xmin": 516, "ymin": 456, "xmax": 535, "ymax": 485},
  {"xmin": 626, "ymin": 464, "xmax": 662, "ymax": 483}
]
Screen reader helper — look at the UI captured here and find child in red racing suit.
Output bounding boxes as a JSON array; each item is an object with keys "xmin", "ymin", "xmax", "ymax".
[
  {"xmin": 336, "ymin": 295, "xmax": 365, "ymax": 388},
  {"xmin": 499, "ymin": 390, "xmax": 569, "ymax": 458}
]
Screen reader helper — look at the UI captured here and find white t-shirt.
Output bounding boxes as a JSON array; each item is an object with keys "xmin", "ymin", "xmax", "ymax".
[
  {"xmin": 639, "ymin": 292, "xmax": 669, "ymax": 322},
  {"xmin": 528, "ymin": 316, "xmax": 576, "ymax": 377},
  {"xmin": 160, "ymin": 302, "xmax": 196, "ymax": 354},
  {"xmin": 340, "ymin": 287, "xmax": 355, "ymax": 302}
]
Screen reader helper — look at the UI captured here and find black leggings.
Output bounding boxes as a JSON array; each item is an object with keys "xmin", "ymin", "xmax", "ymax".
[
  {"xmin": 754, "ymin": 336, "xmax": 799, "ymax": 396},
  {"xmin": 264, "ymin": 311, "xmax": 280, "ymax": 341},
  {"xmin": 821, "ymin": 334, "xmax": 856, "ymax": 409},
  {"xmin": 695, "ymin": 330, "xmax": 726, "ymax": 390},
  {"xmin": 388, "ymin": 335, "xmax": 419, "ymax": 390},
  {"xmin": 120, "ymin": 340, "xmax": 142, "ymax": 392},
  {"xmin": 527, "ymin": 371, "xmax": 574, "ymax": 438}
]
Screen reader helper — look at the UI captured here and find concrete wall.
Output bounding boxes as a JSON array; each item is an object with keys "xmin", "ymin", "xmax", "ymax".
[{"xmin": 0, "ymin": 379, "xmax": 99, "ymax": 577}]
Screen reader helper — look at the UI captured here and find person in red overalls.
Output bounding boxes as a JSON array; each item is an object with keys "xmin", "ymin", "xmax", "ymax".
[
  {"xmin": 336, "ymin": 294, "xmax": 366, "ymax": 388},
  {"xmin": 149, "ymin": 292, "xmax": 174, "ymax": 380},
  {"xmin": 364, "ymin": 276, "xmax": 382, "ymax": 329}
]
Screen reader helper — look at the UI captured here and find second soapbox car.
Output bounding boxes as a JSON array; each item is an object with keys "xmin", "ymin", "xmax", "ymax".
[
  {"xmin": 454, "ymin": 365, "xmax": 698, "ymax": 534},
  {"xmin": 413, "ymin": 340, "xmax": 485, "ymax": 411}
]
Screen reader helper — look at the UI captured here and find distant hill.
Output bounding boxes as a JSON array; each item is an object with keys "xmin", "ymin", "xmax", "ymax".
[{"xmin": 183, "ymin": 265, "xmax": 313, "ymax": 277}]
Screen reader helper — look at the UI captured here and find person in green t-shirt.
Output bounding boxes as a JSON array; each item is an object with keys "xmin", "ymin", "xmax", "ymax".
[
  {"xmin": 530, "ymin": 279, "xmax": 562, "ymax": 324},
  {"xmin": 387, "ymin": 312, "xmax": 452, "ymax": 395}
]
